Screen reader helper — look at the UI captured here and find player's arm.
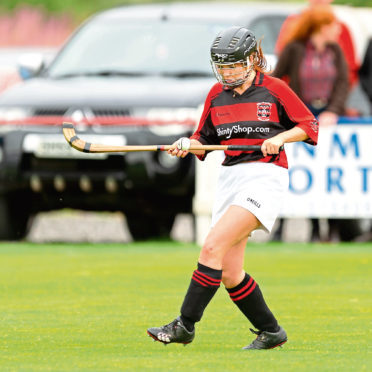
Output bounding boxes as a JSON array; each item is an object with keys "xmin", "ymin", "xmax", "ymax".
[
  {"xmin": 167, "ymin": 138, "xmax": 205, "ymax": 158},
  {"xmin": 269, "ymin": 78, "xmax": 319, "ymax": 142},
  {"xmin": 261, "ymin": 127, "xmax": 308, "ymax": 157}
]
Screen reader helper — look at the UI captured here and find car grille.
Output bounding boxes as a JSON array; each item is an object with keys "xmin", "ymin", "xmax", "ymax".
[
  {"xmin": 34, "ymin": 108, "xmax": 69, "ymax": 116},
  {"xmin": 32, "ymin": 107, "xmax": 131, "ymax": 117},
  {"xmin": 92, "ymin": 108, "xmax": 130, "ymax": 117}
]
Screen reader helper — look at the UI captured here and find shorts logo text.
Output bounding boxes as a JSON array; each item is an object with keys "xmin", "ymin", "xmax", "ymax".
[{"xmin": 247, "ymin": 197, "xmax": 261, "ymax": 208}]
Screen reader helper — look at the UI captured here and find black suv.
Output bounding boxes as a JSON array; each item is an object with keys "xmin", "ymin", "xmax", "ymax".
[{"xmin": 0, "ymin": 2, "xmax": 292, "ymax": 240}]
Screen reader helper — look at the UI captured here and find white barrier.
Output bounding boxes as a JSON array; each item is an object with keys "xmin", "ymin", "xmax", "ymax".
[{"xmin": 193, "ymin": 124, "xmax": 372, "ymax": 245}]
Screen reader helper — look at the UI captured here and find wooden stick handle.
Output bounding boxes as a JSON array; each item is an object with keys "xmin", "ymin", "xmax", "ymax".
[{"xmin": 62, "ymin": 122, "xmax": 281, "ymax": 153}]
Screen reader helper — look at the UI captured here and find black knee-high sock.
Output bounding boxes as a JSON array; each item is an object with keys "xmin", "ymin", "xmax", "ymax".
[
  {"xmin": 226, "ymin": 273, "xmax": 279, "ymax": 333},
  {"xmin": 180, "ymin": 262, "xmax": 222, "ymax": 331}
]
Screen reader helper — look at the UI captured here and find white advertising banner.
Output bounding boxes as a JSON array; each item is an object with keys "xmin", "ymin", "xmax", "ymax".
[{"xmin": 282, "ymin": 125, "xmax": 372, "ymax": 218}]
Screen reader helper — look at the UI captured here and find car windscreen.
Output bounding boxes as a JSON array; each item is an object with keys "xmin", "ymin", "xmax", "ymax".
[
  {"xmin": 249, "ymin": 15, "xmax": 286, "ymax": 57},
  {"xmin": 47, "ymin": 19, "xmax": 228, "ymax": 78}
]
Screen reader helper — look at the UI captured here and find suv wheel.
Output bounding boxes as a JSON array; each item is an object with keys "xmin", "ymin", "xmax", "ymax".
[
  {"xmin": 125, "ymin": 210, "xmax": 176, "ymax": 241},
  {"xmin": 0, "ymin": 193, "xmax": 32, "ymax": 240}
]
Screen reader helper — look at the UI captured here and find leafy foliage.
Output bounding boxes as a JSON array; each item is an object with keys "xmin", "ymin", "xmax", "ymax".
[
  {"xmin": 0, "ymin": 0, "xmax": 204, "ymax": 21},
  {"xmin": 0, "ymin": 1, "xmax": 370, "ymax": 21}
]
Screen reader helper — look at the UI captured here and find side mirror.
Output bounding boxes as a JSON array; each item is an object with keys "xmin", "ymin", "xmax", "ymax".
[{"xmin": 17, "ymin": 53, "xmax": 45, "ymax": 80}]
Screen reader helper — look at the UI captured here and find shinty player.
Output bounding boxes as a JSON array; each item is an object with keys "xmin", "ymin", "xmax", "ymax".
[{"xmin": 147, "ymin": 26, "xmax": 318, "ymax": 349}]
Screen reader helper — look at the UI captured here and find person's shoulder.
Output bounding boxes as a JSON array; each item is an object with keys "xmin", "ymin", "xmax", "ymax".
[
  {"xmin": 209, "ymin": 82, "xmax": 223, "ymax": 92},
  {"xmin": 207, "ymin": 82, "xmax": 224, "ymax": 100},
  {"xmin": 284, "ymin": 40, "xmax": 305, "ymax": 51},
  {"xmin": 261, "ymin": 74, "xmax": 298, "ymax": 103},
  {"xmin": 279, "ymin": 40, "xmax": 305, "ymax": 58},
  {"xmin": 262, "ymin": 74, "xmax": 290, "ymax": 91}
]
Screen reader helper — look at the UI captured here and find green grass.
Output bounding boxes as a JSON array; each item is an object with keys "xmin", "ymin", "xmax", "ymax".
[{"xmin": 0, "ymin": 242, "xmax": 371, "ymax": 371}]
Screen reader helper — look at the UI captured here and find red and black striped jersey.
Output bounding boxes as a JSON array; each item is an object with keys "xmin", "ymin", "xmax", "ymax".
[{"xmin": 190, "ymin": 71, "xmax": 318, "ymax": 168}]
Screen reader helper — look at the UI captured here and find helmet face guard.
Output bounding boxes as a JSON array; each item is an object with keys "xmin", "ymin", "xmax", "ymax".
[
  {"xmin": 210, "ymin": 26, "xmax": 257, "ymax": 88},
  {"xmin": 210, "ymin": 59, "xmax": 253, "ymax": 87}
]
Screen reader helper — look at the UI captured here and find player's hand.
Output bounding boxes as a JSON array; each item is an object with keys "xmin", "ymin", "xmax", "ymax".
[
  {"xmin": 318, "ymin": 111, "xmax": 338, "ymax": 127},
  {"xmin": 168, "ymin": 137, "xmax": 191, "ymax": 158},
  {"xmin": 261, "ymin": 136, "xmax": 284, "ymax": 157}
]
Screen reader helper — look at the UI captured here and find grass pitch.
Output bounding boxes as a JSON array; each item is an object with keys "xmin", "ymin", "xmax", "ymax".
[{"xmin": 0, "ymin": 241, "xmax": 371, "ymax": 371}]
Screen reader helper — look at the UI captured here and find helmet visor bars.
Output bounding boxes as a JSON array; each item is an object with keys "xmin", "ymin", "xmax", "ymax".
[{"xmin": 211, "ymin": 58, "xmax": 251, "ymax": 87}]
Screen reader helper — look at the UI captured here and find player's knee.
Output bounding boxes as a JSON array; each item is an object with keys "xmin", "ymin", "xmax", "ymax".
[
  {"xmin": 222, "ymin": 270, "xmax": 243, "ymax": 288},
  {"xmin": 201, "ymin": 241, "xmax": 218, "ymax": 259},
  {"xmin": 200, "ymin": 235, "xmax": 224, "ymax": 262}
]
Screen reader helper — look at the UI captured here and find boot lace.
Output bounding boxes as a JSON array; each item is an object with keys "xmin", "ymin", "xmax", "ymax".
[
  {"xmin": 161, "ymin": 319, "xmax": 179, "ymax": 333},
  {"xmin": 250, "ymin": 328, "xmax": 266, "ymax": 342}
]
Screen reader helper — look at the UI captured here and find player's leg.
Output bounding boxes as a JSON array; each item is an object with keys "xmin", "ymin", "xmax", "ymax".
[
  {"xmin": 179, "ymin": 206, "xmax": 260, "ymax": 329},
  {"xmin": 198, "ymin": 205, "xmax": 261, "ymax": 269},
  {"xmin": 223, "ymin": 239, "xmax": 279, "ymax": 332},
  {"xmin": 221, "ymin": 237, "xmax": 247, "ymax": 289},
  {"xmin": 147, "ymin": 205, "xmax": 259, "ymax": 344},
  {"xmin": 222, "ymin": 238, "xmax": 287, "ymax": 349}
]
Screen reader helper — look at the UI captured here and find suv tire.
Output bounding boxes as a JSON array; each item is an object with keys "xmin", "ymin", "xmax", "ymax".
[
  {"xmin": 126, "ymin": 210, "xmax": 176, "ymax": 241},
  {"xmin": 0, "ymin": 193, "xmax": 31, "ymax": 240}
]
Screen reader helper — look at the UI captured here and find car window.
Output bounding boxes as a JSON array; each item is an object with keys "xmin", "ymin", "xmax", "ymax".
[
  {"xmin": 248, "ymin": 15, "xmax": 286, "ymax": 55},
  {"xmin": 48, "ymin": 20, "xmax": 228, "ymax": 78}
]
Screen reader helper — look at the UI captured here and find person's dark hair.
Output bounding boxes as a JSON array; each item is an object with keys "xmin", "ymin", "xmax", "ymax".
[
  {"xmin": 253, "ymin": 39, "xmax": 268, "ymax": 73},
  {"xmin": 280, "ymin": 4, "xmax": 336, "ymax": 48}
]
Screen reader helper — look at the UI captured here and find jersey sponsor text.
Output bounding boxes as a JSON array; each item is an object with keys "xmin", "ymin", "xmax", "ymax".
[{"xmin": 217, "ymin": 124, "xmax": 270, "ymax": 139}]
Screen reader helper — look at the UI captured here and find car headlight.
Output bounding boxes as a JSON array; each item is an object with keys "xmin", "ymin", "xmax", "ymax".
[
  {"xmin": 147, "ymin": 124, "xmax": 192, "ymax": 137},
  {"xmin": 146, "ymin": 107, "xmax": 198, "ymax": 123},
  {"xmin": 0, "ymin": 107, "xmax": 31, "ymax": 121},
  {"xmin": 133, "ymin": 107, "xmax": 201, "ymax": 136},
  {"xmin": 157, "ymin": 151, "xmax": 179, "ymax": 169}
]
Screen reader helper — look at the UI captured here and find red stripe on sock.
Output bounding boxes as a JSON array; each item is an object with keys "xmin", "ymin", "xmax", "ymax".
[
  {"xmin": 193, "ymin": 272, "xmax": 221, "ymax": 286},
  {"xmin": 191, "ymin": 275, "xmax": 208, "ymax": 287},
  {"xmin": 229, "ymin": 277, "xmax": 254, "ymax": 297},
  {"xmin": 195, "ymin": 270, "xmax": 221, "ymax": 283},
  {"xmin": 231, "ymin": 281, "xmax": 257, "ymax": 302}
]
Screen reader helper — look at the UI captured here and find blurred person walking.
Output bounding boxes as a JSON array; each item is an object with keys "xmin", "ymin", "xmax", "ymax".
[
  {"xmin": 276, "ymin": 0, "xmax": 358, "ymax": 88},
  {"xmin": 356, "ymin": 38, "xmax": 372, "ymax": 242},
  {"xmin": 272, "ymin": 5, "xmax": 349, "ymax": 242},
  {"xmin": 359, "ymin": 38, "xmax": 372, "ymax": 115},
  {"xmin": 147, "ymin": 26, "xmax": 318, "ymax": 349},
  {"xmin": 274, "ymin": 0, "xmax": 360, "ymax": 243}
]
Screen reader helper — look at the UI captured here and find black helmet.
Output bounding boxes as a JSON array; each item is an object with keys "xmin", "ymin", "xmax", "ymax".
[{"xmin": 210, "ymin": 26, "xmax": 257, "ymax": 87}]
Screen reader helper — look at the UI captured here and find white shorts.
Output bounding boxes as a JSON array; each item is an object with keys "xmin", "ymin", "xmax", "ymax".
[{"xmin": 211, "ymin": 162, "xmax": 289, "ymax": 233}]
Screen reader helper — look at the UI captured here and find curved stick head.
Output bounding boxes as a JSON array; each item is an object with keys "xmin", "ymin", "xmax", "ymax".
[{"xmin": 62, "ymin": 122, "xmax": 77, "ymax": 145}]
